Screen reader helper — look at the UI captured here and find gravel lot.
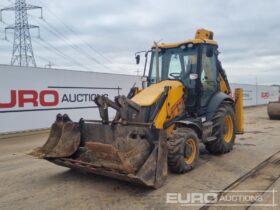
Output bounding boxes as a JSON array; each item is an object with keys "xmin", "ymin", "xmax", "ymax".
[{"xmin": 0, "ymin": 106, "xmax": 279, "ymax": 210}]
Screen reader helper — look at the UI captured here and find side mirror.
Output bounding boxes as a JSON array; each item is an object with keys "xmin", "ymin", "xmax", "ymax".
[
  {"xmin": 135, "ymin": 54, "xmax": 140, "ymax": 65},
  {"xmin": 206, "ymin": 47, "xmax": 214, "ymax": 57}
]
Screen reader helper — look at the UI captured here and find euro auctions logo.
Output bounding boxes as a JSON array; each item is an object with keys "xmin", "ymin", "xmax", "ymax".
[
  {"xmin": 0, "ymin": 86, "xmax": 118, "ymax": 112},
  {"xmin": 166, "ymin": 192, "xmax": 219, "ymax": 206},
  {"xmin": 0, "ymin": 90, "xmax": 59, "ymax": 108},
  {"xmin": 166, "ymin": 190, "xmax": 277, "ymax": 207}
]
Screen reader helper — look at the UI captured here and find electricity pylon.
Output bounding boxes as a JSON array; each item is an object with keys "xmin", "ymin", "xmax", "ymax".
[{"xmin": 0, "ymin": 0, "xmax": 42, "ymax": 67}]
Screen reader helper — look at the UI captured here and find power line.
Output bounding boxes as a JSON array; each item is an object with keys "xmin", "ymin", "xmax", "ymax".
[
  {"xmin": 1, "ymin": 1, "xmax": 131, "ymax": 72},
  {"xmin": 28, "ymin": 14, "xmax": 113, "ymax": 71},
  {"xmin": 33, "ymin": 37, "xmax": 91, "ymax": 71},
  {"xmin": 36, "ymin": 0, "xmax": 124, "ymax": 71},
  {"xmin": 1, "ymin": 1, "xmax": 89, "ymax": 70},
  {"xmin": 1, "ymin": 25, "xmax": 91, "ymax": 70},
  {"xmin": 0, "ymin": 0, "xmax": 42, "ymax": 67},
  {"xmin": 40, "ymin": 20, "xmax": 109, "ymax": 70},
  {"xmin": 37, "ymin": 0, "xmax": 112, "ymax": 61}
]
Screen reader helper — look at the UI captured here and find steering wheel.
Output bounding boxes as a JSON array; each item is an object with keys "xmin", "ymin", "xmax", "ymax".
[{"xmin": 169, "ymin": 72, "xmax": 181, "ymax": 79}]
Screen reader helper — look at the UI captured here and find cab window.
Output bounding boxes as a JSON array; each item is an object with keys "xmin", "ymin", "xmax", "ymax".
[{"xmin": 200, "ymin": 46, "xmax": 218, "ymax": 107}]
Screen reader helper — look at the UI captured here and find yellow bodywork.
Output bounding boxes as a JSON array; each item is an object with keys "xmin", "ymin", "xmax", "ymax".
[
  {"xmin": 133, "ymin": 28, "xmax": 244, "ymax": 136},
  {"xmin": 219, "ymin": 76, "xmax": 230, "ymax": 94},
  {"xmin": 132, "ymin": 80, "xmax": 183, "ymax": 106},
  {"xmin": 158, "ymin": 29, "xmax": 217, "ymax": 49},
  {"xmin": 234, "ymin": 88, "xmax": 244, "ymax": 134},
  {"xmin": 132, "ymin": 80, "xmax": 185, "ymax": 133}
]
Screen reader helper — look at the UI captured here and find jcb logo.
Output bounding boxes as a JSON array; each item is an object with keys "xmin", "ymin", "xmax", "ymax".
[{"xmin": 0, "ymin": 90, "xmax": 59, "ymax": 109}]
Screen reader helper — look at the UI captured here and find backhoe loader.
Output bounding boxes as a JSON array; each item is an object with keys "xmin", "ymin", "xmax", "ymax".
[{"xmin": 31, "ymin": 29, "xmax": 244, "ymax": 188}]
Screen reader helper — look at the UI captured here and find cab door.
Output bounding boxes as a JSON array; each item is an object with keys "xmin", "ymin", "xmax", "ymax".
[{"xmin": 200, "ymin": 45, "xmax": 219, "ymax": 108}]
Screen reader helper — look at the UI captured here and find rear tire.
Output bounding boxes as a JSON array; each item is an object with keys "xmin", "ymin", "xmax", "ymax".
[
  {"xmin": 205, "ymin": 103, "xmax": 236, "ymax": 154},
  {"xmin": 167, "ymin": 128, "xmax": 199, "ymax": 173}
]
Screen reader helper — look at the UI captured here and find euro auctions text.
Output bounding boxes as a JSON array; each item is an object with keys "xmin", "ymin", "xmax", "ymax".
[{"xmin": 166, "ymin": 190, "xmax": 277, "ymax": 207}]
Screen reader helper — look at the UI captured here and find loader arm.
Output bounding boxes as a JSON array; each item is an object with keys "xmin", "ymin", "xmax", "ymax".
[
  {"xmin": 131, "ymin": 80, "xmax": 185, "ymax": 130},
  {"xmin": 30, "ymin": 80, "xmax": 185, "ymax": 188}
]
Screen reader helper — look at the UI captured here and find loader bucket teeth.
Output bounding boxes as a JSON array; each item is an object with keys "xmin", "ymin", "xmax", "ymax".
[
  {"xmin": 41, "ymin": 114, "xmax": 64, "ymax": 152},
  {"xmin": 62, "ymin": 113, "xmax": 72, "ymax": 123},
  {"xmin": 29, "ymin": 114, "xmax": 64, "ymax": 158},
  {"xmin": 45, "ymin": 121, "xmax": 81, "ymax": 158}
]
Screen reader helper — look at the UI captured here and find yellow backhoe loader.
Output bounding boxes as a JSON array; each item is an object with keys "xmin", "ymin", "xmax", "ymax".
[{"xmin": 31, "ymin": 29, "xmax": 244, "ymax": 188}]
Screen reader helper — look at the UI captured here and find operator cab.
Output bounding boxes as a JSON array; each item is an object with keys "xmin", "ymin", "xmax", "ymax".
[
  {"xmin": 135, "ymin": 29, "xmax": 222, "ymax": 115},
  {"xmin": 148, "ymin": 44, "xmax": 219, "ymax": 114}
]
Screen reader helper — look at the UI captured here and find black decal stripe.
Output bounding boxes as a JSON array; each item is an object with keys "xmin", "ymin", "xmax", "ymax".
[
  {"xmin": 48, "ymin": 86, "xmax": 122, "ymax": 90},
  {"xmin": 0, "ymin": 106, "xmax": 98, "ymax": 113}
]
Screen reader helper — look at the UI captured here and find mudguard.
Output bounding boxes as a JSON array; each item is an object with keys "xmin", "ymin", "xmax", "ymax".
[{"xmin": 206, "ymin": 92, "xmax": 234, "ymax": 120}]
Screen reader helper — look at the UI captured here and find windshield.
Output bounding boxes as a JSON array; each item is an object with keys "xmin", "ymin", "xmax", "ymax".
[{"xmin": 148, "ymin": 45, "xmax": 198, "ymax": 87}]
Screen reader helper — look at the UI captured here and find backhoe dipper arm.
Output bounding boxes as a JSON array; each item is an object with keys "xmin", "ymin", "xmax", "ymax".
[{"xmin": 217, "ymin": 59, "xmax": 231, "ymax": 94}]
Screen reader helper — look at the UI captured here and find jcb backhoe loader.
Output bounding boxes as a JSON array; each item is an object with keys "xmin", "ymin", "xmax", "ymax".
[{"xmin": 31, "ymin": 29, "xmax": 244, "ymax": 188}]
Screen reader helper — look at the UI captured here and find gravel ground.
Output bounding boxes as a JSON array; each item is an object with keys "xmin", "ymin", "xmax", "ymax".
[{"xmin": 0, "ymin": 106, "xmax": 279, "ymax": 210}]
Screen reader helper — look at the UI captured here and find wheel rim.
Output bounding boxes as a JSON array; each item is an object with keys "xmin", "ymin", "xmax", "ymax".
[
  {"xmin": 224, "ymin": 114, "xmax": 233, "ymax": 143},
  {"xmin": 184, "ymin": 138, "xmax": 197, "ymax": 164}
]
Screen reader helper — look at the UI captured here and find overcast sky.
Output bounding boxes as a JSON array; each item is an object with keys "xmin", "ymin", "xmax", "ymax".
[{"xmin": 1, "ymin": 0, "xmax": 280, "ymax": 85}]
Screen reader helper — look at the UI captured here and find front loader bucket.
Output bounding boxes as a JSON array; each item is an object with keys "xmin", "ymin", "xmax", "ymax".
[
  {"xmin": 268, "ymin": 102, "xmax": 280, "ymax": 120},
  {"xmin": 30, "ymin": 114, "xmax": 81, "ymax": 158},
  {"xmin": 31, "ymin": 116, "xmax": 168, "ymax": 188},
  {"xmin": 50, "ymin": 129, "xmax": 167, "ymax": 188}
]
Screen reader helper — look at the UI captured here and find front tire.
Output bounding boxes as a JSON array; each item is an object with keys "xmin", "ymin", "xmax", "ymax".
[
  {"xmin": 167, "ymin": 128, "xmax": 199, "ymax": 173},
  {"xmin": 205, "ymin": 103, "xmax": 236, "ymax": 154}
]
